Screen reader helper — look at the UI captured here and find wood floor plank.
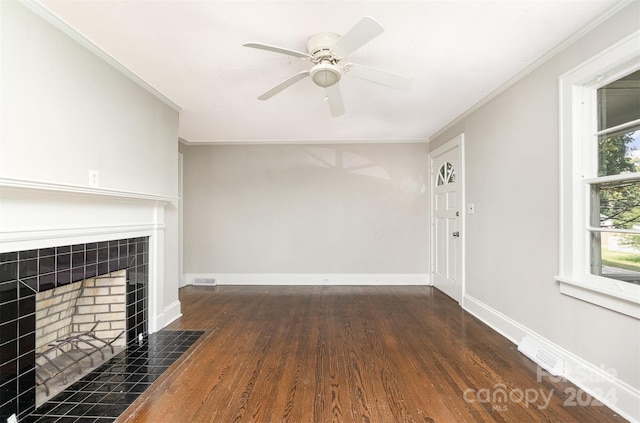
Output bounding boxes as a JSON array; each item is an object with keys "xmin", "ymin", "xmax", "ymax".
[{"xmin": 118, "ymin": 286, "xmax": 628, "ymax": 423}]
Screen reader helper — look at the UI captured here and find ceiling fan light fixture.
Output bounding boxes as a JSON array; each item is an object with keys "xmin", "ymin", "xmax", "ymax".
[{"xmin": 310, "ymin": 63, "xmax": 341, "ymax": 88}]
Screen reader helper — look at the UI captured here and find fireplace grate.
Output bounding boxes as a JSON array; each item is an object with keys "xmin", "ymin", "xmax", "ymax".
[
  {"xmin": 26, "ymin": 330, "xmax": 204, "ymax": 422},
  {"xmin": 36, "ymin": 322, "xmax": 124, "ymax": 397}
]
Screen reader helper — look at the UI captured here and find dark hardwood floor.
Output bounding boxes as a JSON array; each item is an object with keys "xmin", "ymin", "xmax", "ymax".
[{"xmin": 117, "ymin": 286, "xmax": 626, "ymax": 422}]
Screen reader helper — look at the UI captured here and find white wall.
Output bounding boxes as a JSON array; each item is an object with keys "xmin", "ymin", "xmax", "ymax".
[
  {"xmin": 182, "ymin": 143, "xmax": 429, "ymax": 284},
  {"xmin": 0, "ymin": 1, "xmax": 182, "ymax": 329},
  {"xmin": 429, "ymin": 2, "xmax": 639, "ymax": 420}
]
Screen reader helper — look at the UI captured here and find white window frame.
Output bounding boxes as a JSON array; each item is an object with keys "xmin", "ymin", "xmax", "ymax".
[{"xmin": 557, "ymin": 30, "xmax": 640, "ymax": 319}]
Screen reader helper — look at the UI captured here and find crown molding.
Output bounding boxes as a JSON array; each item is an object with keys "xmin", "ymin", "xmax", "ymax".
[
  {"xmin": 19, "ymin": 0, "xmax": 182, "ymax": 113},
  {"xmin": 429, "ymin": 0, "xmax": 635, "ymax": 142},
  {"xmin": 178, "ymin": 137, "xmax": 429, "ymax": 146}
]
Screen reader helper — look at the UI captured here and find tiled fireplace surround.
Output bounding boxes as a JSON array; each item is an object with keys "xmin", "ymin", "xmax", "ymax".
[{"xmin": 0, "ymin": 237, "xmax": 149, "ymax": 421}]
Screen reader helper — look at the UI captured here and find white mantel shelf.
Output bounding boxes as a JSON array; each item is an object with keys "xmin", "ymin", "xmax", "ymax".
[
  {"xmin": 0, "ymin": 177, "xmax": 179, "ymax": 204},
  {"xmin": 0, "ymin": 176, "xmax": 179, "ymax": 338}
]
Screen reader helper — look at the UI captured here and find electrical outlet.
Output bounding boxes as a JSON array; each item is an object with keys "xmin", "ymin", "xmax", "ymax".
[
  {"xmin": 466, "ymin": 203, "xmax": 475, "ymax": 215},
  {"xmin": 89, "ymin": 169, "xmax": 100, "ymax": 187}
]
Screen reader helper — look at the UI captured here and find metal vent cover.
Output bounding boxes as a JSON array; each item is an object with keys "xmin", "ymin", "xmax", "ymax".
[{"xmin": 518, "ymin": 336, "xmax": 564, "ymax": 376}]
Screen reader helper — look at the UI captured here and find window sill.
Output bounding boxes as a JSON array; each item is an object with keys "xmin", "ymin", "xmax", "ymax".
[{"xmin": 556, "ymin": 276, "xmax": 640, "ymax": 319}]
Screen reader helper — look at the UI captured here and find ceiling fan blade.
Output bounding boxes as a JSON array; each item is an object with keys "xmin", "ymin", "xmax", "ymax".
[
  {"xmin": 331, "ymin": 16, "xmax": 384, "ymax": 58},
  {"xmin": 325, "ymin": 83, "xmax": 345, "ymax": 117},
  {"xmin": 257, "ymin": 71, "xmax": 310, "ymax": 100},
  {"xmin": 243, "ymin": 42, "xmax": 312, "ymax": 60},
  {"xmin": 345, "ymin": 63, "xmax": 413, "ymax": 89}
]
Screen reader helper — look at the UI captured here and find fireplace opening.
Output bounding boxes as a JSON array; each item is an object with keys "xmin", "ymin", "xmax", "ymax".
[
  {"xmin": 34, "ymin": 269, "xmax": 127, "ymax": 406},
  {"xmin": 0, "ymin": 237, "xmax": 149, "ymax": 421}
]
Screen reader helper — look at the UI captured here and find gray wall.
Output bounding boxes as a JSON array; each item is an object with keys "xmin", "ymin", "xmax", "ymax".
[
  {"xmin": 182, "ymin": 143, "xmax": 429, "ymax": 276},
  {"xmin": 0, "ymin": 1, "xmax": 179, "ymax": 197},
  {"xmin": 429, "ymin": 1, "xmax": 639, "ymax": 393},
  {"xmin": 1, "ymin": 0, "xmax": 182, "ymax": 326}
]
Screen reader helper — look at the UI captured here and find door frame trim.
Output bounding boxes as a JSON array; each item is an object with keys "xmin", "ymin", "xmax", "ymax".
[{"xmin": 429, "ymin": 133, "xmax": 466, "ymax": 303}]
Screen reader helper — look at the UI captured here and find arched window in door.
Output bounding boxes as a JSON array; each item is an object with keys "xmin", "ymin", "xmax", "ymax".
[{"xmin": 436, "ymin": 162, "xmax": 456, "ymax": 186}]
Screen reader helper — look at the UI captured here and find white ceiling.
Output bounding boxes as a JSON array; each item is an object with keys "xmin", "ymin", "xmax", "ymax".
[{"xmin": 39, "ymin": 0, "xmax": 621, "ymax": 144}]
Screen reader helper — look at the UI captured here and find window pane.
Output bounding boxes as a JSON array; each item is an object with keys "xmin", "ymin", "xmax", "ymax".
[
  {"xmin": 446, "ymin": 162, "xmax": 456, "ymax": 184},
  {"xmin": 593, "ymin": 179, "xmax": 640, "ymax": 230},
  {"xmin": 437, "ymin": 162, "xmax": 456, "ymax": 185},
  {"xmin": 598, "ymin": 127, "xmax": 640, "ymax": 177},
  {"xmin": 591, "ymin": 232, "xmax": 640, "ymax": 285},
  {"xmin": 437, "ymin": 165, "xmax": 445, "ymax": 186},
  {"xmin": 598, "ymin": 69, "xmax": 640, "ymax": 130}
]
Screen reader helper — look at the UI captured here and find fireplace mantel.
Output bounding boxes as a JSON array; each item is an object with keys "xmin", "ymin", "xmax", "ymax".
[
  {"xmin": 0, "ymin": 177, "xmax": 177, "ymax": 251},
  {"xmin": 0, "ymin": 176, "xmax": 181, "ymax": 335},
  {"xmin": 0, "ymin": 177, "xmax": 178, "ymax": 204}
]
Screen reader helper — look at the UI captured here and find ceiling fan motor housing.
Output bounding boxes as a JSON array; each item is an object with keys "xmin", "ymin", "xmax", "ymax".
[{"xmin": 306, "ymin": 32, "xmax": 341, "ymax": 60}]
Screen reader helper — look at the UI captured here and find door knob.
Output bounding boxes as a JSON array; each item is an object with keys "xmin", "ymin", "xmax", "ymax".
[{"xmin": 452, "ymin": 231, "xmax": 460, "ymax": 237}]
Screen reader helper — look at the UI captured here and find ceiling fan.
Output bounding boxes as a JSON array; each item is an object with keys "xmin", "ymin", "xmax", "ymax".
[{"xmin": 243, "ymin": 17, "xmax": 413, "ymax": 117}]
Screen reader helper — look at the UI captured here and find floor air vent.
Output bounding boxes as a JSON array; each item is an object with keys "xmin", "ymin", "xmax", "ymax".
[
  {"xmin": 194, "ymin": 278, "xmax": 216, "ymax": 286},
  {"xmin": 517, "ymin": 336, "xmax": 564, "ymax": 376}
]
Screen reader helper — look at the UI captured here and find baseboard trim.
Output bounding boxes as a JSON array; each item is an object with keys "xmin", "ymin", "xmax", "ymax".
[
  {"xmin": 462, "ymin": 294, "xmax": 639, "ymax": 423},
  {"xmin": 183, "ymin": 273, "xmax": 430, "ymax": 286},
  {"xmin": 153, "ymin": 300, "xmax": 182, "ymax": 331}
]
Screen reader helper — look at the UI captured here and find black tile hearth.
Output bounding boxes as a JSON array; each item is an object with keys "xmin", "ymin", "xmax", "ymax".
[{"xmin": 23, "ymin": 330, "xmax": 203, "ymax": 423}]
